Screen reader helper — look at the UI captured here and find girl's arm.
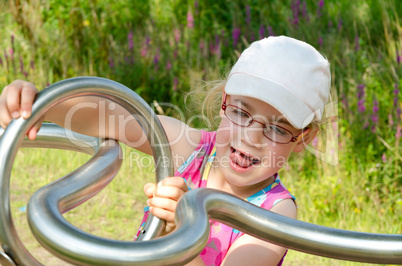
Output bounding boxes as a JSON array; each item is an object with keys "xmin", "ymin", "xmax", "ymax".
[
  {"xmin": 221, "ymin": 199, "xmax": 297, "ymax": 266},
  {"xmin": 0, "ymin": 80, "xmax": 202, "ymax": 170},
  {"xmin": 182, "ymin": 200, "xmax": 297, "ymax": 266}
]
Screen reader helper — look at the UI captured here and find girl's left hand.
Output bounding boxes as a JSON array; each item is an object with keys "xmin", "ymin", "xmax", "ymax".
[{"xmin": 143, "ymin": 176, "xmax": 188, "ymax": 235}]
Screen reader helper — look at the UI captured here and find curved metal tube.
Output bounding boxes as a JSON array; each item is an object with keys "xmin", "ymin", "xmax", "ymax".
[
  {"xmin": 0, "ymin": 77, "xmax": 401, "ymax": 265},
  {"xmin": 0, "ymin": 77, "xmax": 174, "ymax": 265},
  {"xmin": 0, "ymin": 123, "xmax": 122, "ymax": 265},
  {"xmin": 175, "ymin": 188, "xmax": 402, "ymax": 264}
]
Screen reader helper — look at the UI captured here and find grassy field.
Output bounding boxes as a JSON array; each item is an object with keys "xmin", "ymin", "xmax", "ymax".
[
  {"xmin": 1, "ymin": 0, "xmax": 401, "ymax": 265},
  {"xmin": 6, "ymin": 143, "xmax": 400, "ymax": 265}
]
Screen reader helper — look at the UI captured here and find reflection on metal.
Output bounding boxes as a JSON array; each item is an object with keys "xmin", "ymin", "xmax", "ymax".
[
  {"xmin": 0, "ymin": 250, "xmax": 16, "ymax": 266},
  {"xmin": 0, "ymin": 77, "xmax": 400, "ymax": 265}
]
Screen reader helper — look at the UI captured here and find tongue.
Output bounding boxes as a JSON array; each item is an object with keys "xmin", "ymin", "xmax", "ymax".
[{"xmin": 230, "ymin": 151, "xmax": 253, "ymax": 168}]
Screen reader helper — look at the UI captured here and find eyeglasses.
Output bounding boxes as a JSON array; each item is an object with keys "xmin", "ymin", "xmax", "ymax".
[{"xmin": 221, "ymin": 95, "xmax": 310, "ymax": 144}]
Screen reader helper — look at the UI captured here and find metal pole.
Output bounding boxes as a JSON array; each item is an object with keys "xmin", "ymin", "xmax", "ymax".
[{"xmin": 0, "ymin": 77, "xmax": 401, "ymax": 265}]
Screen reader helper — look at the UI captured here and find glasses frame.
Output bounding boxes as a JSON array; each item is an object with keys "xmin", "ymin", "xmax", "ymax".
[{"xmin": 221, "ymin": 94, "xmax": 310, "ymax": 144}]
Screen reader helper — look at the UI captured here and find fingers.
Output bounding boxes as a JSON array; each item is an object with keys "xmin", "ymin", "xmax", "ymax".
[
  {"xmin": 5, "ymin": 83, "xmax": 23, "ymax": 119},
  {"xmin": 158, "ymin": 176, "xmax": 189, "ymax": 194},
  {"xmin": 20, "ymin": 84, "xmax": 37, "ymax": 118},
  {"xmin": 0, "ymin": 100, "xmax": 12, "ymax": 129},
  {"xmin": 27, "ymin": 116, "xmax": 44, "ymax": 140},
  {"xmin": 147, "ymin": 197, "xmax": 178, "ymax": 221},
  {"xmin": 0, "ymin": 80, "xmax": 40, "ymax": 135},
  {"xmin": 143, "ymin": 183, "xmax": 156, "ymax": 198},
  {"xmin": 145, "ymin": 177, "xmax": 189, "ymax": 234}
]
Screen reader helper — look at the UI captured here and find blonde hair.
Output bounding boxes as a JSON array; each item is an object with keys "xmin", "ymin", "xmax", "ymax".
[
  {"xmin": 186, "ymin": 78, "xmax": 332, "ymax": 133},
  {"xmin": 185, "ymin": 79, "xmax": 227, "ymax": 130}
]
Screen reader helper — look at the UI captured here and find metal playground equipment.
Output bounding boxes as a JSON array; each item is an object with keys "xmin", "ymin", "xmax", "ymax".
[{"xmin": 0, "ymin": 77, "xmax": 401, "ymax": 265}]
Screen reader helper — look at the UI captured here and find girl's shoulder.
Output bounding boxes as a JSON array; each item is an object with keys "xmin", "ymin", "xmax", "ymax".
[{"xmin": 157, "ymin": 115, "xmax": 208, "ymax": 171}]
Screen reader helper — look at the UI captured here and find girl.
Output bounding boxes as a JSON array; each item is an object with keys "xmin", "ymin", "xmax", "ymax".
[{"xmin": 0, "ymin": 36, "xmax": 330, "ymax": 265}]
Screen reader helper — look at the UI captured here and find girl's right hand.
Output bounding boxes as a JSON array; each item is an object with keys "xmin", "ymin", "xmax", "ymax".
[
  {"xmin": 143, "ymin": 177, "xmax": 189, "ymax": 236},
  {"xmin": 0, "ymin": 80, "xmax": 42, "ymax": 140}
]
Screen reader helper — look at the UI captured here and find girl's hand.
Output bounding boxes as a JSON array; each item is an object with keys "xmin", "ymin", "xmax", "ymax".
[
  {"xmin": 0, "ymin": 80, "xmax": 42, "ymax": 140},
  {"xmin": 143, "ymin": 176, "xmax": 188, "ymax": 235}
]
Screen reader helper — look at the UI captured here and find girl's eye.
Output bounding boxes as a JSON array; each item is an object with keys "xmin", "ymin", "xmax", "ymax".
[
  {"xmin": 266, "ymin": 125, "xmax": 287, "ymax": 136},
  {"xmin": 232, "ymin": 107, "xmax": 249, "ymax": 117}
]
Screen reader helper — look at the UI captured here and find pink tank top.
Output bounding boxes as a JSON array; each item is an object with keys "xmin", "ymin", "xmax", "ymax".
[{"xmin": 136, "ymin": 130, "xmax": 295, "ymax": 265}]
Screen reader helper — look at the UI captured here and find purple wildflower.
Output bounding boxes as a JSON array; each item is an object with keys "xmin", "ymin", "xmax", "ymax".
[
  {"xmin": 166, "ymin": 61, "xmax": 172, "ymax": 70},
  {"xmin": 141, "ymin": 38, "xmax": 150, "ymax": 57},
  {"xmin": 232, "ymin": 27, "xmax": 241, "ymax": 47},
  {"xmin": 174, "ymin": 29, "xmax": 181, "ymax": 43},
  {"xmin": 363, "ymin": 122, "xmax": 369, "ymax": 129},
  {"xmin": 199, "ymin": 39, "xmax": 205, "ymax": 50},
  {"xmin": 357, "ymin": 84, "xmax": 366, "ymax": 112},
  {"xmin": 371, "ymin": 100, "xmax": 379, "ymax": 132},
  {"xmin": 109, "ymin": 56, "xmax": 114, "ymax": 69},
  {"xmin": 153, "ymin": 49, "xmax": 160, "ymax": 65},
  {"xmin": 317, "ymin": 0, "xmax": 324, "ymax": 17},
  {"xmin": 128, "ymin": 31, "xmax": 134, "ymax": 51},
  {"xmin": 394, "ymin": 83, "xmax": 399, "ymax": 108},
  {"xmin": 396, "ymin": 125, "xmax": 401, "ymax": 140},
  {"xmin": 318, "ymin": 35, "xmax": 323, "ymax": 46},
  {"xmin": 19, "ymin": 56, "xmax": 24, "ymax": 73},
  {"xmin": 319, "ymin": 0, "xmax": 324, "ymax": 7},
  {"xmin": 357, "ymin": 84, "xmax": 365, "ymax": 98},
  {"xmin": 259, "ymin": 24, "xmax": 265, "ymax": 39},
  {"xmin": 358, "ymin": 100, "xmax": 366, "ymax": 112},
  {"xmin": 302, "ymin": 1, "xmax": 309, "ymax": 22},
  {"xmin": 381, "ymin": 153, "xmax": 387, "ymax": 163},
  {"xmin": 372, "ymin": 100, "xmax": 379, "ymax": 113},
  {"xmin": 396, "ymin": 50, "xmax": 400, "ymax": 64},
  {"xmin": 0, "ymin": 56, "xmax": 3, "ymax": 66},
  {"xmin": 9, "ymin": 48, "xmax": 13, "ymax": 58},
  {"xmin": 337, "ymin": 18, "xmax": 343, "ymax": 31},
  {"xmin": 267, "ymin": 26, "xmax": 275, "ymax": 36},
  {"xmin": 355, "ymin": 35, "xmax": 360, "ymax": 51},
  {"xmin": 291, "ymin": 0, "xmax": 301, "ymax": 25},
  {"xmin": 389, "ymin": 114, "xmax": 394, "ymax": 126},
  {"xmin": 173, "ymin": 77, "xmax": 178, "ymax": 91},
  {"xmin": 194, "ymin": 1, "xmax": 199, "ymax": 15},
  {"xmin": 187, "ymin": 10, "xmax": 194, "ymax": 29},
  {"xmin": 245, "ymin": 5, "xmax": 251, "ymax": 26}
]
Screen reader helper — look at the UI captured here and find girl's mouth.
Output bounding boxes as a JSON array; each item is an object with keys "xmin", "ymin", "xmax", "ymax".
[{"xmin": 229, "ymin": 147, "xmax": 260, "ymax": 172}]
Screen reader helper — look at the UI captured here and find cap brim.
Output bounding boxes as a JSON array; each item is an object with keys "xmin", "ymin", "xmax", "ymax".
[{"xmin": 225, "ymin": 73, "xmax": 314, "ymax": 129}]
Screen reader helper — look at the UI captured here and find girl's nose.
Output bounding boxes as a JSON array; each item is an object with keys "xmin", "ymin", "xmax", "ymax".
[{"xmin": 242, "ymin": 123, "xmax": 268, "ymax": 148}]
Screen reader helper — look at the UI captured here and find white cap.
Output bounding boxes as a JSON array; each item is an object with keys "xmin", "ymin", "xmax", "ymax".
[{"xmin": 225, "ymin": 36, "xmax": 331, "ymax": 129}]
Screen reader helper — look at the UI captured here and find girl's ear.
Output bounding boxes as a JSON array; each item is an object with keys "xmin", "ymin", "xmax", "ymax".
[
  {"xmin": 219, "ymin": 108, "xmax": 225, "ymax": 117},
  {"xmin": 220, "ymin": 90, "xmax": 226, "ymax": 118},
  {"xmin": 293, "ymin": 127, "xmax": 319, "ymax": 153}
]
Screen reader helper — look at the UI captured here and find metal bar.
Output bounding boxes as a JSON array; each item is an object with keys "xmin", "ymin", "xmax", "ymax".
[
  {"xmin": 0, "ymin": 77, "xmax": 400, "ymax": 265},
  {"xmin": 0, "ymin": 123, "xmax": 122, "ymax": 265},
  {"xmin": 0, "ymin": 77, "xmax": 174, "ymax": 265}
]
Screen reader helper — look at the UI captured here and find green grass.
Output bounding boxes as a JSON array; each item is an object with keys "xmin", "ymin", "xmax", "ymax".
[
  {"xmin": 7, "ymin": 143, "xmax": 400, "ymax": 265},
  {"xmin": 9, "ymin": 145, "xmax": 153, "ymax": 264}
]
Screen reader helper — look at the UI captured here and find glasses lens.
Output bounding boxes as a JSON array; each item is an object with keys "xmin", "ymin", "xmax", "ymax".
[
  {"xmin": 225, "ymin": 105, "xmax": 252, "ymax": 126},
  {"xmin": 263, "ymin": 124, "xmax": 292, "ymax": 144}
]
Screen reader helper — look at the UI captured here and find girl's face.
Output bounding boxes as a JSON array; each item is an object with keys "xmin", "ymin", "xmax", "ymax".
[{"xmin": 214, "ymin": 94, "xmax": 311, "ymax": 190}]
